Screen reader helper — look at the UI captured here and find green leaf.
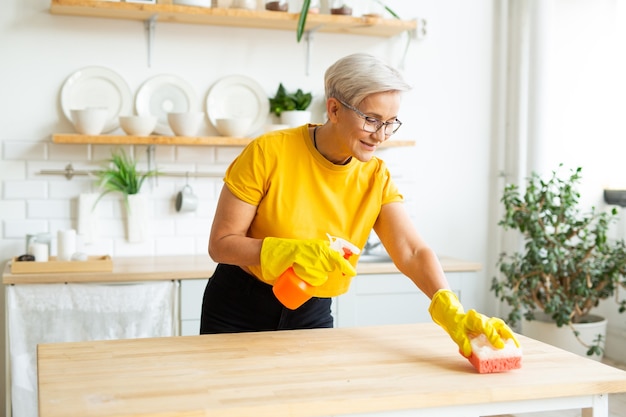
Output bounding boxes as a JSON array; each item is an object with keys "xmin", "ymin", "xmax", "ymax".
[
  {"xmin": 268, "ymin": 83, "xmax": 312, "ymax": 116},
  {"xmin": 93, "ymin": 149, "xmax": 159, "ymax": 207},
  {"xmin": 296, "ymin": 0, "xmax": 311, "ymax": 43}
]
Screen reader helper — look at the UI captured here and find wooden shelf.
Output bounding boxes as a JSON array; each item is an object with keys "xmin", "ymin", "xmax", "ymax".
[
  {"xmin": 52, "ymin": 133, "xmax": 415, "ymax": 147},
  {"xmin": 50, "ymin": 0, "xmax": 417, "ymax": 38}
]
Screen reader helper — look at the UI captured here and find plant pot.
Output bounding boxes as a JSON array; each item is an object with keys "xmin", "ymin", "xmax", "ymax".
[
  {"xmin": 126, "ymin": 194, "xmax": 149, "ymax": 243},
  {"xmin": 522, "ymin": 312, "xmax": 607, "ymax": 360},
  {"xmin": 280, "ymin": 110, "xmax": 311, "ymax": 128}
]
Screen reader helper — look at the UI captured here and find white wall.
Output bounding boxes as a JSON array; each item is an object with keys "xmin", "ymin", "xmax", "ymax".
[
  {"xmin": 517, "ymin": 0, "xmax": 626, "ymax": 363},
  {"xmin": 0, "ymin": 0, "xmax": 498, "ymax": 412}
]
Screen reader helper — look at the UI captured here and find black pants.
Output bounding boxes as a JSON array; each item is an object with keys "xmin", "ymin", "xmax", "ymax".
[{"xmin": 199, "ymin": 263, "xmax": 334, "ymax": 334}]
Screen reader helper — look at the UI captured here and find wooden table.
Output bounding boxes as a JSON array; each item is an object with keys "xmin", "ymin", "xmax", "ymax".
[{"xmin": 37, "ymin": 323, "xmax": 626, "ymax": 417}]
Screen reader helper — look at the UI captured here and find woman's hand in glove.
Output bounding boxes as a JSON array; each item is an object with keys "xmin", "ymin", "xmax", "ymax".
[
  {"xmin": 260, "ymin": 237, "xmax": 356, "ymax": 287},
  {"xmin": 428, "ymin": 289, "xmax": 520, "ymax": 357}
]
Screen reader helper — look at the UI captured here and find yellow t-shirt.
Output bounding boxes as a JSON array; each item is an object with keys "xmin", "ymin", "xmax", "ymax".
[{"xmin": 224, "ymin": 124, "xmax": 403, "ymax": 297}]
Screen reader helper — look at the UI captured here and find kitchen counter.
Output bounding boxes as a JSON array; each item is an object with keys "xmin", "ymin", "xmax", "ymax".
[
  {"xmin": 2, "ymin": 254, "xmax": 481, "ymax": 284},
  {"xmin": 37, "ymin": 323, "xmax": 626, "ymax": 417}
]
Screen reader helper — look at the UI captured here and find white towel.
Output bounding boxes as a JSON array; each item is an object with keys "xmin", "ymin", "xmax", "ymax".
[{"xmin": 77, "ymin": 193, "xmax": 100, "ymax": 244}]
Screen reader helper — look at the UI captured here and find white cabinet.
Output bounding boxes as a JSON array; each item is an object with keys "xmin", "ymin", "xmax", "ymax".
[
  {"xmin": 333, "ymin": 272, "xmax": 475, "ymax": 328},
  {"xmin": 180, "ymin": 278, "xmax": 208, "ymax": 336}
]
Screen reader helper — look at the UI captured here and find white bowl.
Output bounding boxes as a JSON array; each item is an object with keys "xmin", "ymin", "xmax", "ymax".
[
  {"xmin": 215, "ymin": 118, "xmax": 253, "ymax": 137},
  {"xmin": 119, "ymin": 115, "xmax": 157, "ymax": 136},
  {"xmin": 173, "ymin": 0, "xmax": 211, "ymax": 6},
  {"xmin": 168, "ymin": 112, "xmax": 204, "ymax": 137},
  {"xmin": 70, "ymin": 108, "xmax": 108, "ymax": 135}
]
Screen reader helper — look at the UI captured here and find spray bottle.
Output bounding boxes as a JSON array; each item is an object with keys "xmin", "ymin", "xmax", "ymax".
[{"xmin": 272, "ymin": 234, "xmax": 360, "ymax": 309}]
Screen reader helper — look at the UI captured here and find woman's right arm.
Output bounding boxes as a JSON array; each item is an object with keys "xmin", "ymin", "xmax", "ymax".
[{"xmin": 208, "ymin": 185, "xmax": 263, "ymax": 266}]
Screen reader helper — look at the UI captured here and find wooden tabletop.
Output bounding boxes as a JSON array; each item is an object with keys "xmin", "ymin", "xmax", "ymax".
[
  {"xmin": 2, "ymin": 254, "xmax": 481, "ymax": 284},
  {"xmin": 37, "ymin": 323, "xmax": 626, "ymax": 417}
]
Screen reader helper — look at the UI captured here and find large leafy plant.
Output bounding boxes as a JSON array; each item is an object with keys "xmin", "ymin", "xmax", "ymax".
[
  {"xmin": 94, "ymin": 149, "xmax": 158, "ymax": 207},
  {"xmin": 491, "ymin": 165, "xmax": 626, "ymax": 356},
  {"xmin": 269, "ymin": 83, "xmax": 312, "ymax": 116}
]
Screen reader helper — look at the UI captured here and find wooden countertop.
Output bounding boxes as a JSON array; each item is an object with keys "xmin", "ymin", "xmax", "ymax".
[
  {"xmin": 37, "ymin": 323, "xmax": 626, "ymax": 417},
  {"xmin": 2, "ymin": 254, "xmax": 481, "ymax": 284}
]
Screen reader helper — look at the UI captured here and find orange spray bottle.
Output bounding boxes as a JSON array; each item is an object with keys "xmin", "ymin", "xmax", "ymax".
[{"xmin": 272, "ymin": 235, "xmax": 359, "ymax": 310}]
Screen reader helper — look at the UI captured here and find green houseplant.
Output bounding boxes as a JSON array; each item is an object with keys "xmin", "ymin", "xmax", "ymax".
[
  {"xmin": 269, "ymin": 83, "xmax": 313, "ymax": 127},
  {"xmin": 269, "ymin": 83, "xmax": 312, "ymax": 117},
  {"xmin": 491, "ymin": 165, "xmax": 626, "ymax": 357},
  {"xmin": 94, "ymin": 149, "xmax": 159, "ymax": 242}
]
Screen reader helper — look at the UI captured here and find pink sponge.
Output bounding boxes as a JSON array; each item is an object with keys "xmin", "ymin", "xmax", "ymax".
[{"xmin": 465, "ymin": 334, "xmax": 522, "ymax": 374}]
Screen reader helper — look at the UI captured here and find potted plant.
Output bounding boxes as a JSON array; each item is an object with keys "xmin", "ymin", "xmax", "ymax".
[
  {"xmin": 269, "ymin": 82, "xmax": 313, "ymax": 127},
  {"xmin": 491, "ymin": 165, "xmax": 626, "ymax": 358},
  {"xmin": 94, "ymin": 149, "xmax": 159, "ymax": 242}
]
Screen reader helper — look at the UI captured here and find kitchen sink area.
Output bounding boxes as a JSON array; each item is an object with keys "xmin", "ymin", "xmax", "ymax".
[
  {"xmin": 358, "ymin": 232, "xmax": 392, "ymax": 263},
  {"xmin": 358, "ymin": 253, "xmax": 392, "ymax": 263}
]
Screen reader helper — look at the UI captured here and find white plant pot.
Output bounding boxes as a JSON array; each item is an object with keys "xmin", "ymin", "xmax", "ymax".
[
  {"xmin": 522, "ymin": 312, "xmax": 607, "ymax": 360},
  {"xmin": 280, "ymin": 110, "xmax": 311, "ymax": 128},
  {"xmin": 126, "ymin": 194, "xmax": 149, "ymax": 243}
]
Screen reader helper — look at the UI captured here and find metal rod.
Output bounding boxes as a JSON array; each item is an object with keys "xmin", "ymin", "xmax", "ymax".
[
  {"xmin": 38, "ymin": 164, "xmax": 222, "ymax": 180},
  {"xmin": 147, "ymin": 145, "xmax": 157, "ymax": 188},
  {"xmin": 144, "ymin": 14, "xmax": 157, "ymax": 68},
  {"xmin": 304, "ymin": 25, "xmax": 322, "ymax": 76}
]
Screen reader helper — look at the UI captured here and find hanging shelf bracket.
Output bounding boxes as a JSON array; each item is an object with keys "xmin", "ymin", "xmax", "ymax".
[
  {"xmin": 144, "ymin": 14, "xmax": 158, "ymax": 68},
  {"xmin": 304, "ymin": 25, "xmax": 323, "ymax": 76},
  {"xmin": 147, "ymin": 144, "xmax": 157, "ymax": 188}
]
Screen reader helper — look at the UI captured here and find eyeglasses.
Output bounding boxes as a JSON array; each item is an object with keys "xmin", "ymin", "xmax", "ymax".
[{"xmin": 336, "ymin": 98, "xmax": 402, "ymax": 136}]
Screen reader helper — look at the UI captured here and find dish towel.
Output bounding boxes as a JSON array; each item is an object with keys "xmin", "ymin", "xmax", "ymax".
[{"xmin": 77, "ymin": 193, "xmax": 100, "ymax": 244}]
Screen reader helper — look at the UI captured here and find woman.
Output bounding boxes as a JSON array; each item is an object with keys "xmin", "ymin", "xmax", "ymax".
[{"xmin": 201, "ymin": 53, "xmax": 517, "ymax": 357}]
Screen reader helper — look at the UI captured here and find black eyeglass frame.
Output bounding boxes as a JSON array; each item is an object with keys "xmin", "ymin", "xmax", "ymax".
[{"xmin": 336, "ymin": 98, "xmax": 403, "ymax": 136}]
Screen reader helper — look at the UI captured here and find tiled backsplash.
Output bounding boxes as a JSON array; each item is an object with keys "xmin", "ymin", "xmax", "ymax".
[
  {"xmin": 0, "ymin": 140, "xmax": 237, "ymax": 260},
  {"xmin": 0, "ymin": 138, "xmax": 415, "ymax": 262}
]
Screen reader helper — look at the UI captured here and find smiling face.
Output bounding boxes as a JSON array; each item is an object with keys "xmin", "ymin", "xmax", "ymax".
[{"xmin": 326, "ymin": 91, "xmax": 402, "ymax": 163}]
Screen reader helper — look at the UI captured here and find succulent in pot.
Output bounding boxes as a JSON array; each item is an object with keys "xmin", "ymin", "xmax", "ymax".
[
  {"xmin": 269, "ymin": 83, "xmax": 312, "ymax": 117},
  {"xmin": 269, "ymin": 83, "xmax": 313, "ymax": 127},
  {"xmin": 491, "ymin": 165, "xmax": 626, "ymax": 357}
]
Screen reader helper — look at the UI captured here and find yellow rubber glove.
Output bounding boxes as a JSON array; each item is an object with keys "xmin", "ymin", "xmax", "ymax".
[
  {"xmin": 260, "ymin": 237, "xmax": 357, "ymax": 287},
  {"xmin": 428, "ymin": 289, "xmax": 520, "ymax": 357}
]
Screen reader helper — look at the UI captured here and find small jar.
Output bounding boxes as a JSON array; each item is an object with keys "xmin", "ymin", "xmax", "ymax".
[
  {"xmin": 287, "ymin": 0, "xmax": 319, "ymax": 14},
  {"xmin": 330, "ymin": 0, "xmax": 353, "ymax": 16},
  {"xmin": 230, "ymin": 0, "xmax": 256, "ymax": 9},
  {"xmin": 362, "ymin": 0, "xmax": 385, "ymax": 18},
  {"xmin": 308, "ymin": 0, "xmax": 320, "ymax": 13},
  {"xmin": 265, "ymin": 0, "xmax": 288, "ymax": 11}
]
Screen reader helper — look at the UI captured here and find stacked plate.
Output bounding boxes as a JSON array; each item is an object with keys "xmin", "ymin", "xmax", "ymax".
[
  {"xmin": 135, "ymin": 74, "xmax": 198, "ymax": 135},
  {"xmin": 205, "ymin": 75, "xmax": 269, "ymax": 137},
  {"xmin": 60, "ymin": 68, "xmax": 269, "ymax": 137},
  {"xmin": 60, "ymin": 66, "xmax": 133, "ymax": 133}
]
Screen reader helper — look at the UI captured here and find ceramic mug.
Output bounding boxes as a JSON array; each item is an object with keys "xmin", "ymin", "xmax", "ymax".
[{"xmin": 176, "ymin": 185, "xmax": 198, "ymax": 213}]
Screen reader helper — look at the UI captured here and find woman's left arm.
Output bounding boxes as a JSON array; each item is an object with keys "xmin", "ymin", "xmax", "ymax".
[
  {"xmin": 373, "ymin": 202, "xmax": 450, "ymax": 298},
  {"xmin": 375, "ymin": 202, "xmax": 519, "ymax": 355}
]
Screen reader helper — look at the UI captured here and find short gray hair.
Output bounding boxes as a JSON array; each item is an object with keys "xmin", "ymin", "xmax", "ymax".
[{"xmin": 324, "ymin": 53, "xmax": 412, "ymax": 106}]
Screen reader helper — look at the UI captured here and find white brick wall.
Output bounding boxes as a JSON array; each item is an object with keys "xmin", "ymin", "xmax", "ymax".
[{"xmin": 1, "ymin": 140, "xmax": 227, "ymax": 260}]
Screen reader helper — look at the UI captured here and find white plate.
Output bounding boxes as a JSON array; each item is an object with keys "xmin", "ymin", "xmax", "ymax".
[
  {"xmin": 135, "ymin": 74, "xmax": 197, "ymax": 135},
  {"xmin": 60, "ymin": 66, "xmax": 133, "ymax": 133},
  {"xmin": 206, "ymin": 75, "xmax": 269, "ymax": 137}
]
